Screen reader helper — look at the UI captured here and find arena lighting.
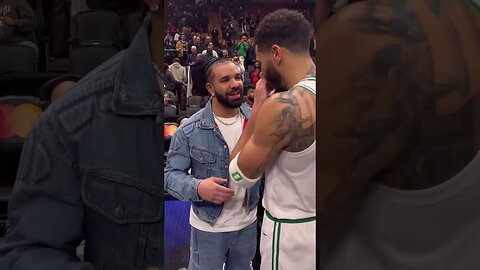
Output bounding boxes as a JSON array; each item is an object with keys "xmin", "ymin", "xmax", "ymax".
[{"xmin": 0, "ymin": 102, "xmax": 42, "ymax": 140}]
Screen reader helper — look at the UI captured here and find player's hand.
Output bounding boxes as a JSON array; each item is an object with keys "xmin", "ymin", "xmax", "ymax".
[
  {"xmin": 197, "ymin": 177, "xmax": 235, "ymax": 204},
  {"xmin": 253, "ymin": 78, "xmax": 273, "ymax": 107}
]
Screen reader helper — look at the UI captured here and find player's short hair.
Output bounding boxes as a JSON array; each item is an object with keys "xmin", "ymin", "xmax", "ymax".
[{"xmin": 255, "ymin": 9, "xmax": 311, "ymax": 53}]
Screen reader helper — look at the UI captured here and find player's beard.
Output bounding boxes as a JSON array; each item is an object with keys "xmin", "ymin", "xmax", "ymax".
[{"xmin": 264, "ymin": 60, "xmax": 288, "ymax": 92}]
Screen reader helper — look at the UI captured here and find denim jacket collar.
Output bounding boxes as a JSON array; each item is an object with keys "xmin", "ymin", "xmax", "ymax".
[
  {"xmin": 199, "ymin": 98, "xmax": 251, "ymax": 129},
  {"xmin": 112, "ymin": 16, "xmax": 163, "ymax": 116}
]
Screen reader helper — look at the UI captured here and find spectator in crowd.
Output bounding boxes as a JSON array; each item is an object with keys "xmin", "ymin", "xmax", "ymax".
[
  {"xmin": 249, "ymin": 16, "xmax": 257, "ymax": 37},
  {"xmin": 191, "ymin": 53, "xmax": 208, "ymax": 97},
  {"xmin": 211, "ymin": 26, "xmax": 219, "ymax": 47},
  {"xmin": 224, "ymin": 25, "xmax": 232, "ymax": 42},
  {"xmin": 0, "ymin": 1, "xmax": 165, "ymax": 269},
  {"xmin": 202, "ymin": 42, "xmax": 218, "ymax": 63},
  {"xmin": 239, "ymin": 16, "xmax": 248, "ymax": 34},
  {"xmin": 227, "ymin": 40, "xmax": 237, "ymax": 56},
  {"xmin": 236, "ymin": 33, "xmax": 249, "ymax": 59},
  {"xmin": 245, "ymin": 38, "xmax": 256, "ymax": 68},
  {"xmin": 39, "ymin": 74, "xmax": 82, "ymax": 109},
  {"xmin": 243, "ymin": 83, "xmax": 255, "ymax": 109},
  {"xmin": 164, "ymin": 33, "xmax": 177, "ymax": 63},
  {"xmin": 167, "ymin": 21, "xmax": 176, "ymax": 36},
  {"xmin": 176, "ymin": 34, "xmax": 187, "ymax": 64},
  {"xmin": 218, "ymin": 39, "xmax": 229, "ymax": 54},
  {"xmin": 219, "ymin": 48, "xmax": 229, "ymax": 59},
  {"xmin": 164, "ymin": 63, "xmax": 177, "ymax": 94},
  {"xmin": 200, "ymin": 35, "xmax": 212, "ymax": 51},
  {"xmin": 200, "ymin": 10, "xmax": 208, "ymax": 33},
  {"xmin": 250, "ymin": 59, "xmax": 261, "ymax": 86},
  {"xmin": 232, "ymin": 55, "xmax": 245, "ymax": 82},
  {"xmin": 187, "ymin": 45, "xmax": 198, "ymax": 66},
  {"xmin": 169, "ymin": 57, "xmax": 187, "ymax": 110},
  {"xmin": 173, "ymin": 29, "xmax": 180, "ymax": 41},
  {"xmin": 0, "ymin": 0, "xmax": 38, "ymax": 57},
  {"xmin": 229, "ymin": 15, "xmax": 239, "ymax": 38},
  {"xmin": 188, "ymin": 35, "xmax": 201, "ymax": 54},
  {"xmin": 164, "ymin": 90, "xmax": 177, "ymax": 110}
]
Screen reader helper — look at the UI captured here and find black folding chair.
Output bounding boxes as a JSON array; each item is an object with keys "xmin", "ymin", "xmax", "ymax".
[
  {"xmin": 0, "ymin": 44, "xmax": 37, "ymax": 74},
  {"xmin": 73, "ymin": 10, "xmax": 121, "ymax": 47},
  {"xmin": 70, "ymin": 45, "xmax": 119, "ymax": 76}
]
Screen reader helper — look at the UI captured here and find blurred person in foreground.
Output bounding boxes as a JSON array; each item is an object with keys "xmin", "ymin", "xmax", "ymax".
[
  {"xmin": 316, "ymin": 0, "xmax": 480, "ymax": 269},
  {"xmin": 0, "ymin": 1, "xmax": 165, "ymax": 269}
]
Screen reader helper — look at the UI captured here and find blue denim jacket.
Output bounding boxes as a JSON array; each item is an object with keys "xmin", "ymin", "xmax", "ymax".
[
  {"xmin": 0, "ymin": 18, "xmax": 164, "ymax": 270},
  {"xmin": 164, "ymin": 101, "xmax": 262, "ymax": 226}
]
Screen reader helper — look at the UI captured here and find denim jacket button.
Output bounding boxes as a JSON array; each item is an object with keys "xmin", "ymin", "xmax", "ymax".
[
  {"xmin": 114, "ymin": 206, "xmax": 124, "ymax": 218},
  {"xmin": 223, "ymin": 145, "xmax": 227, "ymax": 149},
  {"xmin": 120, "ymin": 91, "xmax": 131, "ymax": 102}
]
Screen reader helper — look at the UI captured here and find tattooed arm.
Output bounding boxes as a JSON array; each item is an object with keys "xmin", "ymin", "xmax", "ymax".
[
  {"xmin": 318, "ymin": 0, "xmax": 480, "ymax": 245},
  {"xmin": 316, "ymin": 1, "xmax": 428, "ymax": 245},
  {"xmin": 229, "ymin": 85, "xmax": 316, "ymax": 182}
]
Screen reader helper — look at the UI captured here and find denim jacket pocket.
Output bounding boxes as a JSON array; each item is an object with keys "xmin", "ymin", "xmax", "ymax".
[
  {"xmin": 81, "ymin": 169, "xmax": 163, "ymax": 224},
  {"xmin": 190, "ymin": 145, "xmax": 217, "ymax": 178}
]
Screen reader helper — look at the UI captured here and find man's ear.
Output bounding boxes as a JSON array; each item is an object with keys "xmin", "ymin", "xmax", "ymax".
[
  {"xmin": 271, "ymin": 45, "xmax": 283, "ymax": 65},
  {"xmin": 206, "ymin": 82, "xmax": 215, "ymax": 96}
]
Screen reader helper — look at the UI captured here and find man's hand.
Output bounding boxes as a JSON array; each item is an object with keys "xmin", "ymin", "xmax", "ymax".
[
  {"xmin": 197, "ymin": 177, "xmax": 235, "ymax": 204},
  {"xmin": 0, "ymin": 17, "xmax": 15, "ymax": 26},
  {"xmin": 253, "ymin": 78, "xmax": 273, "ymax": 108}
]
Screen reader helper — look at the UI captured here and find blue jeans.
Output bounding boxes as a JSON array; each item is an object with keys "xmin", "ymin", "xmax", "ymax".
[{"xmin": 189, "ymin": 220, "xmax": 257, "ymax": 270}]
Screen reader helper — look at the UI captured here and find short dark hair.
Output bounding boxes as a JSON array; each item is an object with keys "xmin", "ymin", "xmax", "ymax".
[
  {"xmin": 255, "ymin": 9, "xmax": 311, "ymax": 53},
  {"xmin": 205, "ymin": 58, "xmax": 233, "ymax": 82},
  {"xmin": 244, "ymin": 84, "xmax": 255, "ymax": 93}
]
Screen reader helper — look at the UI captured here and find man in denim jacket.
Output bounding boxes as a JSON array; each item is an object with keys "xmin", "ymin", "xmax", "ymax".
[
  {"xmin": 165, "ymin": 59, "xmax": 262, "ymax": 270},
  {"xmin": 0, "ymin": 2, "xmax": 165, "ymax": 270}
]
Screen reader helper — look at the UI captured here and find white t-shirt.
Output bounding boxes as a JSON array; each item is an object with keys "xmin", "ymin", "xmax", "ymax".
[
  {"xmin": 201, "ymin": 49, "xmax": 219, "ymax": 58},
  {"xmin": 190, "ymin": 113, "xmax": 257, "ymax": 232}
]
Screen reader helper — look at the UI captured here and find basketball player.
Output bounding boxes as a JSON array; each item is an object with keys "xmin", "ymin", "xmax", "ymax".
[
  {"xmin": 316, "ymin": 0, "xmax": 480, "ymax": 269},
  {"xmin": 228, "ymin": 9, "xmax": 316, "ymax": 270}
]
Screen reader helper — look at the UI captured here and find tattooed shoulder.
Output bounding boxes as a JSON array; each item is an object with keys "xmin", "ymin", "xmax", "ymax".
[{"xmin": 269, "ymin": 86, "xmax": 316, "ymax": 153}]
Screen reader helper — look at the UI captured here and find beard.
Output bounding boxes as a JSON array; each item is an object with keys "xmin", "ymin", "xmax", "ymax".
[
  {"xmin": 264, "ymin": 60, "xmax": 288, "ymax": 92},
  {"xmin": 215, "ymin": 87, "xmax": 244, "ymax": 109}
]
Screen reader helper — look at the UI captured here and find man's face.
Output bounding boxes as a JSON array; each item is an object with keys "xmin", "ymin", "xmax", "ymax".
[
  {"xmin": 181, "ymin": 35, "xmax": 185, "ymax": 41},
  {"xmin": 207, "ymin": 42, "xmax": 213, "ymax": 51},
  {"xmin": 247, "ymin": 88, "xmax": 255, "ymax": 101},
  {"xmin": 191, "ymin": 47, "xmax": 197, "ymax": 54},
  {"xmin": 256, "ymin": 50, "xmax": 287, "ymax": 92},
  {"xmin": 206, "ymin": 36, "xmax": 212, "ymax": 43},
  {"xmin": 208, "ymin": 63, "xmax": 244, "ymax": 109},
  {"xmin": 233, "ymin": 57, "xmax": 240, "ymax": 65}
]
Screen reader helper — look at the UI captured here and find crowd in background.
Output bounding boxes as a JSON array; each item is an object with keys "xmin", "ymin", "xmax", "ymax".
[{"xmin": 163, "ymin": 0, "xmax": 316, "ymax": 119}]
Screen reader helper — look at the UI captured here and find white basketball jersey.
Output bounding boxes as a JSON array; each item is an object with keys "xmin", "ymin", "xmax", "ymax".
[
  {"xmin": 263, "ymin": 77, "xmax": 316, "ymax": 220},
  {"xmin": 322, "ymin": 151, "xmax": 480, "ymax": 269}
]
